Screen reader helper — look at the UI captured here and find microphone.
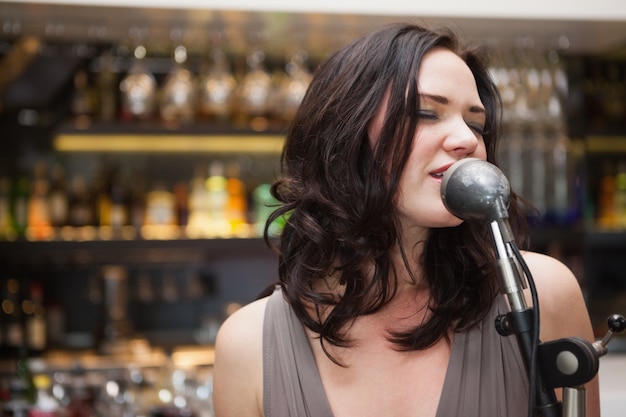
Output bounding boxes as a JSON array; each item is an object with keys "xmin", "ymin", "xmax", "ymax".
[
  {"xmin": 440, "ymin": 158, "xmax": 511, "ymax": 223},
  {"xmin": 441, "ymin": 157, "xmax": 523, "ymax": 304},
  {"xmin": 441, "ymin": 159, "xmax": 563, "ymax": 417}
]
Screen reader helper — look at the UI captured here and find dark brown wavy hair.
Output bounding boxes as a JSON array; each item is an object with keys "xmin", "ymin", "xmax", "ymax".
[{"xmin": 264, "ymin": 23, "xmax": 530, "ymax": 355}]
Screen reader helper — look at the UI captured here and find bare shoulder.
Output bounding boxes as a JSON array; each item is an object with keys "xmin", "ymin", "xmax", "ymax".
[
  {"xmin": 520, "ymin": 251, "xmax": 592, "ymax": 341},
  {"xmin": 520, "ymin": 252, "xmax": 600, "ymax": 416},
  {"xmin": 521, "ymin": 251, "xmax": 581, "ymax": 302},
  {"xmin": 213, "ymin": 297, "xmax": 269, "ymax": 417},
  {"xmin": 215, "ymin": 296, "xmax": 268, "ymax": 352}
]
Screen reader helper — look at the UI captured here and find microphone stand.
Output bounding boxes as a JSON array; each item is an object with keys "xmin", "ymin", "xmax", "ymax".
[
  {"xmin": 488, "ymin": 216, "xmax": 561, "ymax": 417},
  {"xmin": 440, "ymin": 158, "xmax": 626, "ymax": 417},
  {"xmin": 489, "ymin": 215, "xmax": 626, "ymax": 417}
]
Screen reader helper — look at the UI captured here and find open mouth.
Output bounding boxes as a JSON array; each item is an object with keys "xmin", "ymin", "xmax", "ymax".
[{"xmin": 430, "ymin": 163, "xmax": 454, "ymax": 180}]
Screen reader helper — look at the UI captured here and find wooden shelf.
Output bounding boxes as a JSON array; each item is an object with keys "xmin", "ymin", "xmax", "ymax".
[
  {"xmin": 0, "ymin": 236, "xmax": 277, "ymax": 270},
  {"xmin": 53, "ymin": 122, "xmax": 286, "ymax": 154},
  {"xmin": 585, "ymin": 136, "xmax": 626, "ymax": 154}
]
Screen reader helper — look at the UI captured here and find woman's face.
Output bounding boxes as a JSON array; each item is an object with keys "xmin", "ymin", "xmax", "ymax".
[{"xmin": 369, "ymin": 47, "xmax": 488, "ymax": 239}]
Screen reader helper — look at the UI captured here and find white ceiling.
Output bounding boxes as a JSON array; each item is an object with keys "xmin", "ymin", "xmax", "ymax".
[{"xmin": 1, "ymin": 1, "xmax": 625, "ymax": 60}]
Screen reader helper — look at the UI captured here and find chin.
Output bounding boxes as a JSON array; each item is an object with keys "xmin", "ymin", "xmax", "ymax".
[{"xmin": 432, "ymin": 214, "xmax": 464, "ymax": 228}]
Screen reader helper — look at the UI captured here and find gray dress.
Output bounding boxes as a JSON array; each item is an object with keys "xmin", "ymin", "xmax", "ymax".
[{"xmin": 263, "ymin": 287, "xmax": 530, "ymax": 417}]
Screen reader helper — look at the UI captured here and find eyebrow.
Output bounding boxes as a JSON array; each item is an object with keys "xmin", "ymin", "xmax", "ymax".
[{"xmin": 419, "ymin": 93, "xmax": 486, "ymax": 115}]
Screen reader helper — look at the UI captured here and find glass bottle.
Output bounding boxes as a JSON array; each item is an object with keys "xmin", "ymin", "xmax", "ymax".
[
  {"xmin": 225, "ymin": 162, "xmax": 248, "ymax": 236},
  {"xmin": 93, "ymin": 166, "xmax": 112, "ymax": 229},
  {"xmin": 0, "ymin": 176, "xmax": 14, "ymax": 240},
  {"xmin": 253, "ymin": 183, "xmax": 284, "ymax": 237},
  {"xmin": 67, "ymin": 175, "xmax": 94, "ymax": 228},
  {"xmin": 108, "ymin": 166, "xmax": 128, "ymax": 233},
  {"xmin": 198, "ymin": 47, "xmax": 236, "ymax": 123},
  {"xmin": 206, "ymin": 161, "xmax": 229, "ymax": 237},
  {"xmin": 23, "ymin": 282, "xmax": 46, "ymax": 356},
  {"xmin": 174, "ymin": 181, "xmax": 189, "ymax": 228},
  {"xmin": 6, "ymin": 346, "xmax": 37, "ymax": 416},
  {"xmin": 545, "ymin": 130, "xmax": 572, "ymax": 225},
  {"xmin": 145, "ymin": 183, "xmax": 176, "ymax": 224},
  {"xmin": 530, "ymin": 127, "xmax": 548, "ymax": 221},
  {"xmin": 128, "ymin": 171, "xmax": 146, "ymax": 233},
  {"xmin": 236, "ymin": 43, "xmax": 273, "ymax": 130},
  {"xmin": 29, "ymin": 374, "xmax": 60, "ymax": 417},
  {"xmin": 48, "ymin": 163, "xmax": 69, "ymax": 230},
  {"xmin": 95, "ymin": 48, "xmax": 118, "ymax": 122},
  {"xmin": 1, "ymin": 278, "xmax": 24, "ymax": 358},
  {"xmin": 615, "ymin": 160, "xmax": 626, "ymax": 228},
  {"xmin": 65, "ymin": 367, "xmax": 96, "ymax": 417},
  {"xmin": 160, "ymin": 44, "xmax": 196, "ymax": 124},
  {"xmin": 27, "ymin": 162, "xmax": 52, "ymax": 241},
  {"xmin": 276, "ymin": 50, "xmax": 312, "ymax": 122},
  {"xmin": 187, "ymin": 165, "xmax": 211, "ymax": 239},
  {"xmin": 144, "ymin": 182, "xmax": 177, "ymax": 240},
  {"xmin": 70, "ymin": 69, "xmax": 95, "ymax": 129},
  {"xmin": 597, "ymin": 161, "xmax": 617, "ymax": 230},
  {"xmin": 119, "ymin": 44, "xmax": 157, "ymax": 121},
  {"xmin": 10, "ymin": 174, "xmax": 29, "ymax": 239}
]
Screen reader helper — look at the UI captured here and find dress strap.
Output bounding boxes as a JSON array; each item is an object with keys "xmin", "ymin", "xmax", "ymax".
[{"xmin": 263, "ymin": 286, "xmax": 335, "ymax": 417}]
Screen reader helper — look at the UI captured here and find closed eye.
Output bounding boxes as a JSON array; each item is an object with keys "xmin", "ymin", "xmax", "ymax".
[
  {"xmin": 417, "ymin": 110, "xmax": 438, "ymax": 120},
  {"xmin": 467, "ymin": 122, "xmax": 486, "ymax": 136}
]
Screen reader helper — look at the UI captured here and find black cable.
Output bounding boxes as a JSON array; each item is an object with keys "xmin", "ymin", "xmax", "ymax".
[{"xmin": 511, "ymin": 242, "xmax": 541, "ymax": 417}]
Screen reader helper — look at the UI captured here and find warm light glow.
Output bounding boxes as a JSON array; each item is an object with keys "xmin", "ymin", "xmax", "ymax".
[
  {"xmin": 9, "ymin": 0, "xmax": 626, "ymax": 21},
  {"xmin": 586, "ymin": 136, "xmax": 626, "ymax": 153},
  {"xmin": 53, "ymin": 134, "xmax": 285, "ymax": 154}
]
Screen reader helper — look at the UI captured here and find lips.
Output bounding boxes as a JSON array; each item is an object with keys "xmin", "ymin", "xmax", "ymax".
[{"xmin": 430, "ymin": 163, "xmax": 455, "ymax": 179}]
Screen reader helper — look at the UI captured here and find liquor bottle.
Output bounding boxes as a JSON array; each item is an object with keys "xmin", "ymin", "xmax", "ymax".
[
  {"xmin": 252, "ymin": 183, "xmax": 283, "ymax": 237},
  {"xmin": 615, "ymin": 160, "xmax": 626, "ymax": 228},
  {"xmin": 148, "ymin": 351, "xmax": 189, "ymax": 417},
  {"xmin": 187, "ymin": 166, "xmax": 211, "ymax": 238},
  {"xmin": 70, "ymin": 69, "xmax": 95, "ymax": 129},
  {"xmin": 144, "ymin": 182, "xmax": 176, "ymax": 239},
  {"xmin": 29, "ymin": 374, "xmax": 60, "ymax": 417},
  {"xmin": 27, "ymin": 162, "xmax": 52, "ymax": 240},
  {"xmin": 95, "ymin": 48, "xmax": 118, "ymax": 122},
  {"xmin": 276, "ymin": 50, "xmax": 312, "ymax": 122},
  {"xmin": 128, "ymin": 172, "xmax": 146, "ymax": 232},
  {"xmin": 530, "ymin": 128, "xmax": 548, "ymax": 221},
  {"xmin": 198, "ymin": 42, "xmax": 237, "ymax": 123},
  {"xmin": 67, "ymin": 175, "xmax": 94, "ymax": 228},
  {"xmin": 10, "ymin": 175, "xmax": 30, "ymax": 239},
  {"xmin": 48, "ymin": 163, "xmax": 69, "ymax": 229},
  {"xmin": 160, "ymin": 44, "xmax": 196, "ymax": 124},
  {"xmin": 23, "ymin": 282, "xmax": 46, "ymax": 356},
  {"xmin": 236, "ymin": 43, "xmax": 273, "ymax": 129},
  {"xmin": 119, "ymin": 45, "xmax": 157, "ymax": 121},
  {"xmin": 174, "ymin": 181, "xmax": 189, "ymax": 227},
  {"xmin": 225, "ymin": 162, "xmax": 248, "ymax": 235},
  {"xmin": 145, "ymin": 183, "xmax": 176, "ymax": 227},
  {"xmin": 7, "ymin": 345, "xmax": 37, "ymax": 416},
  {"xmin": 93, "ymin": 166, "xmax": 112, "ymax": 228},
  {"xmin": 109, "ymin": 167, "xmax": 128, "ymax": 232},
  {"xmin": 206, "ymin": 161, "xmax": 229, "ymax": 237},
  {"xmin": 0, "ymin": 176, "xmax": 14, "ymax": 240},
  {"xmin": 597, "ymin": 161, "xmax": 618, "ymax": 229},
  {"xmin": 65, "ymin": 367, "xmax": 96, "ymax": 417},
  {"xmin": 1, "ymin": 278, "xmax": 24, "ymax": 358}
]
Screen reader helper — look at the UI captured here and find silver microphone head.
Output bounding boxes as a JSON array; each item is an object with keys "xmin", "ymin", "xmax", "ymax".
[{"xmin": 440, "ymin": 158, "xmax": 511, "ymax": 223}]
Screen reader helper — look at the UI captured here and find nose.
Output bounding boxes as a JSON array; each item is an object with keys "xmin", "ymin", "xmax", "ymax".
[{"xmin": 443, "ymin": 119, "xmax": 481, "ymax": 156}]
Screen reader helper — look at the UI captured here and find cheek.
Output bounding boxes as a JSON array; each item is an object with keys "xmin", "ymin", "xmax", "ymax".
[{"xmin": 476, "ymin": 140, "xmax": 488, "ymax": 159}]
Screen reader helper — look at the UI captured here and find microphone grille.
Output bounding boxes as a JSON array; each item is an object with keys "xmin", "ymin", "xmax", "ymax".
[{"xmin": 440, "ymin": 158, "xmax": 511, "ymax": 223}]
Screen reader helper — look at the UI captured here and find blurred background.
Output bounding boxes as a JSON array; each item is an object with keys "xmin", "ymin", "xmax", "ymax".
[{"xmin": 0, "ymin": 1, "xmax": 625, "ymax": 416}]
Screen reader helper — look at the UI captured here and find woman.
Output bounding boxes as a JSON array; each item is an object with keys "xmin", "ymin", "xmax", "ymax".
[{"xmin": 213, "ymin": 23, "xmax": 599, "ymax": 417}]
